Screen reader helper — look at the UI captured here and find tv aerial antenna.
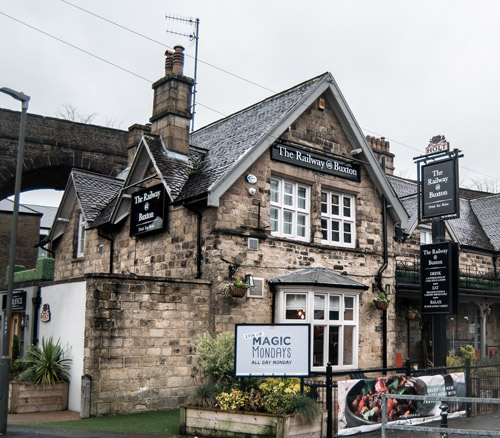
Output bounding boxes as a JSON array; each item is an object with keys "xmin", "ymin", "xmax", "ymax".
[{"xmin": 165, "ymin": 14, "xmax": 200, "ymax": 132}]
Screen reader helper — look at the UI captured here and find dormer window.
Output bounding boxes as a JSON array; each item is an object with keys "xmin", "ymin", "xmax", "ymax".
[{"xmin": 76, "ymin": 212, "xmax": 86, "ymax": 258}]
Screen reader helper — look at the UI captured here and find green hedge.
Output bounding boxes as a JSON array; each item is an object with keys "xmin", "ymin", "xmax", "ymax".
[{"xmin": 7, "ymin": 258, "xmax": 55, "ymax": 283}]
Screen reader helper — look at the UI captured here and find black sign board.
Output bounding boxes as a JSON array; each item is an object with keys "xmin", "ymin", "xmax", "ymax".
[
  {"xmin": 130, "ymin": 183, "xmax": 166, "ymax": 237},
  {"xmin": 271, "ymin": 143, "xmax": 361, "ymax": 182},
  {"xmin": 420, "ymin": 157, "xmax": 459, "ymax": 221},
  {"xmin": 420, "ymin": 242, "xmax": 459, "ymax": 315},
  {"xmin": 1, "ymin": 291, "xmax": 26, "ymax": 311}
]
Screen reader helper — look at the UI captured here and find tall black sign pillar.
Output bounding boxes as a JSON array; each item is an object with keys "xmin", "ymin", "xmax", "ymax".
[
  {"xmin": 415, "ymin": 137, "xmax": 462, "ymax": 368},
  {"xmin": 432, "ymin": 220, "xmax": 447, "ymax": 367}
]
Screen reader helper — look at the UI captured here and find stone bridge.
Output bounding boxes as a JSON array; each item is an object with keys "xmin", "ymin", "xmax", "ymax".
[{"xmin": 0, "ymin": 108, "xmax": 128, "ymax": 200}]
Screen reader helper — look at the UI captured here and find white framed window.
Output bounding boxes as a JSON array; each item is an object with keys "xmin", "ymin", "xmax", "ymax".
[
  {"xmin": 270, "ymin": 178, "xmax": 310, "ymax": 241},
  {"xmin": 321, "ymin": 191, "xmax": 355, "ymax": 248},
  {"xmin": 420, "ymin": 227, "xmax": 433, "ymax": 244},
  {"xmin": 76, "ymin": 212, "xmax": 86, "ymax": 258},
  {"xmin": 276, "ymin": 287, "xmax": 359, "ymax": 371}
]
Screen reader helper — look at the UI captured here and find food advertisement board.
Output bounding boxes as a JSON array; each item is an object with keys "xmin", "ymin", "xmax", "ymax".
[{"xmin": 337, "ymin": 373, "xmax": 465, "ymax": 435}]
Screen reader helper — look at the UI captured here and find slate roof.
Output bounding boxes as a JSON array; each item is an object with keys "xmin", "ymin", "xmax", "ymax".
[
  {"xmin": 269, "ymin": 266, "xmax": 369, "ymax": 289},
  {"xmin": 448, "ymin": 198, "xmax": 493, "ymax": 250},
  {"xmin": 177, "ymin": 74, "xmax": 326, "ymax": 202},
  {"xmin": 387, "ymin": 175, "xmax": 418, "ymax": 199},
  {"xmin": 388, "ymin": 175, "xmax": 500, "ymax": 252},
  {"xmin": 470, "ymin": 194, "xmax": 500, "ymax": 251},
  {"xmin": 142, "ymin": 135, "xmax": 206, "ymax": 201},
  {"xmin": 71, "ymin": 170, "xmax": 124, "ymax": 226},
  {"xmin": 24, "ymin": 204, "xmax": 58, "ymax": 229},
  {"xmin": 0, "ymin": 199, "xmax": 42, "ymax": 215}
]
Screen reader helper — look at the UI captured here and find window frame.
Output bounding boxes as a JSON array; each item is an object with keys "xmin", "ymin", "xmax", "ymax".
[
  {"xmin": 76, "ymin": 212, "xmax": 86, "ymax": 258},
  {"xmin": 275, "ymin": 286, "xmax": 360, "ymax": 372},
  {"xmin": 320, "ymin": 190, "xmax": 356, "ymax": 248},
  {"xmin": 270, "ymin": 177, "xmax": 310, "ymax": 242}
]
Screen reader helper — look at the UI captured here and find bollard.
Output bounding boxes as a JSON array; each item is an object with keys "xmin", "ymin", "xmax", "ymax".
[
  {"xmin": 440, "ymin": 402, "xmax": 449, "ymax": 438},
  {"xmin": 80, "ymin": 374, "xmax": 92, "ymax": 419}
]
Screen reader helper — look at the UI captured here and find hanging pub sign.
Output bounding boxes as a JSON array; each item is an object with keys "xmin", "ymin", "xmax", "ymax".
[
  {"xmin": 130, "ymin": 183, "xmax": 166, "ymax": 237},
  {"xmin": 235, "ymin": 324, "xmax": 311, "ymax": 377},
  {"xmin": 420, "ymin": 157, "xmax": 459, "ymax": 221},
  {"xmin": 420, "ymin": 242, "xmax": 459, "ymax": 315},
  {"xmin": 271, "ymin": 143, "xmax": 361, "ymax": 182}
]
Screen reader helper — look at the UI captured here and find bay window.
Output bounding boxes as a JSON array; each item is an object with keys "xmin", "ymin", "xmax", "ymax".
[
  {"xmin": 276, "ymin": 288, "xmax": 359, "ymax": 371},
  {"xmin": 321, "ymin": 191, "xmax": 355, "ymax": 248},
  {"xmin": 270, "ymin": 178, "xmax": 310, "ymax": 241}
]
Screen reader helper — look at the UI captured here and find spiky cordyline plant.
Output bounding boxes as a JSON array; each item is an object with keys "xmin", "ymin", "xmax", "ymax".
[{"xmin": 17, "ymin": 337, "xmax": 71, "ymax": 385}]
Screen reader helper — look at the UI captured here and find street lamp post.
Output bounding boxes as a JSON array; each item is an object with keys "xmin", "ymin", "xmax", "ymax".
[{"xmin": 0, "ymin": 87, "xmax": 30, "ymax": 434}]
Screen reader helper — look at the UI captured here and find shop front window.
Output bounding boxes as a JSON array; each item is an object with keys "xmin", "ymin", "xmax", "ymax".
[{"xmin": 277, "ymin": 288, "xmax": 359, "ymax": 371}]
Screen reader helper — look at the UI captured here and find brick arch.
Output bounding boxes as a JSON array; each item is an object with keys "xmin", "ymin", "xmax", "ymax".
[{"xmin": 0, "ymin": 108, "xmax": 128, "ymax": 200}]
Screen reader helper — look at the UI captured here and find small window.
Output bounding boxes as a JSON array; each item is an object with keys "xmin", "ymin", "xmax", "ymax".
[
  {"xmin": 76, "ymin": 212, "xmax": 86, "ymax": 258},
  {"xmin": 420, "ymin": 228, "xmax": 432, "ymax": 244}
]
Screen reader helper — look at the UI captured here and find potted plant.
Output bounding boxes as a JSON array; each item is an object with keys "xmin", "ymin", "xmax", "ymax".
[
  {"xmin": 402, "ymin": 304, "xmax": 420, "ymax": 320},
  {"xmin": 373, "ymin": 292, "xmax": 391, "ymax": 310},
  {"xmin": 183, "ymin": 332, "xmax": 325, "ymax": 438},
  {"xmin": 9, "ymin": 337, "xmax": 72, "ymax": 413},
  {"xmin": 222, "ymin": 277, "xmax": 250, "ymax": 299}
]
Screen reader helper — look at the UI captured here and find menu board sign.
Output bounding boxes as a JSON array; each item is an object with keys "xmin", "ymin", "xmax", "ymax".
[{"xmin": 420, "ymin": 242, "xmax": 458, "ymax": 314}]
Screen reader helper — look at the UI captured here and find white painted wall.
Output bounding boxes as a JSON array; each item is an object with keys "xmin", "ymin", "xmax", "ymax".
[{"xmin": 39, "ymin": 281, "xmax": 86, "ymax": 412}]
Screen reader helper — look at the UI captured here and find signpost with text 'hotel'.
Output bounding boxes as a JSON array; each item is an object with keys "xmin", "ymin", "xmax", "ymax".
[{"xmin": 415, "ymin": 136, "xmax": 462, "ymax": 367}]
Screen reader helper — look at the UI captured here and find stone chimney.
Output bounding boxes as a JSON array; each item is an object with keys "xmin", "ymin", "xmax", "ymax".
[
  {"xmin": 366, "ymin": 135, "xmax": 395, "ymax": 175},
  {"xmin": 150, "ymin": 45, "xmax": 194, "ymax": 157},
  {"xmin": 127, "ymin": 123, "xmax": 151, "ymax": 165}
]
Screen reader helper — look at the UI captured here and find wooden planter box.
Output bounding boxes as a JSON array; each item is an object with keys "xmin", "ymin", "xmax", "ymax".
[
  {"xmin": 180, "ymin": 406, "xmax": 327, "ymax": 438},
  {"xmin": 9, "ymin": 382, "xmax": 69, "ymax": 414}
]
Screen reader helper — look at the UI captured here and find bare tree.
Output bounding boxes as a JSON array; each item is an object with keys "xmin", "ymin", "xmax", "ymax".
[
  {"xmin": 467, "ymin": 177, "xmax": 500, "ymax": 193},
  {"xmin": 56, "ymin": 104, "xmax": 97, "ymax": 124}
]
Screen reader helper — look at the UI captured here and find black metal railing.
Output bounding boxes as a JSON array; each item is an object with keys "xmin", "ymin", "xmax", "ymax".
[
  {"xmin": 396, "ymin": 256, "xmax": 500, "ymax": 291},
  {"xmin": 302, "ymin": 359, "xmax": 500, "ymax": 435}
]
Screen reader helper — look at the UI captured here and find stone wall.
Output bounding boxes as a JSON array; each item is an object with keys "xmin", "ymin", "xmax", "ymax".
[
  {"xmin": 84, "ymin": 274, "xmax": 211, "ymax": 415},
  {"xmin": 0, "ymin": 108, "xmax": 128, "ymax": 200}
]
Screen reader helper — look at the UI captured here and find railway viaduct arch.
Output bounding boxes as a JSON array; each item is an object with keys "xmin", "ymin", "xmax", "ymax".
[{"xmin": 0, "ymin": 108, "xmax": 128, "ymax": 201}]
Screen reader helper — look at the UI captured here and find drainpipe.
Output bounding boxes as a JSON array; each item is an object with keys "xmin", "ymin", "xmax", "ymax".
[
  {"xmin": 376, "ymin": 195, "xmax": 389, "ymax": 369},
  {"xmin": 98, "ymin": 231, "xmax": 114, "ymax": 274},
  {"xmin": 31, "ymin": 288, "xmax": 41, "ymax": 347},
  {"xmin": 196, "ymin": 213, "xmax": 203, "ymax": 279}
]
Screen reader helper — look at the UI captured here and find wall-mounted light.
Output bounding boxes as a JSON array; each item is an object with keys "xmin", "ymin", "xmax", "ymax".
[
  {"xmin": 19, "ymin": 314, "xmax": 29, "ymax": 328},
  {"xmin": 317, "ymin": 97, "xmax": 326, "ymax": 111},
  {"xmin": 385, "ymin": 284, "xmax": 392, "ymax": 295},
  {"xmin": 245, "ymin": 274, "xmax": 255, "ymax": 288}
]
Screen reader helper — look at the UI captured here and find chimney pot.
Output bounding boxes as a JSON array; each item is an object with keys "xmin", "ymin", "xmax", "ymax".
[
  {"xmin": 165, "ymin": 50, "xmax": 174, "ymax": 75},
  {"xmin": 172, "ymin": 45, "xmax": 185, "ymax": 75}
]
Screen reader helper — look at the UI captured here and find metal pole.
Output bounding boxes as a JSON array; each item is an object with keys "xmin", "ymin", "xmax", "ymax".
[
  {"xmin": 0, "ymin": 87, "xmax": 30, "ymax": 434},
  {"xmin": 432, "ymin": 219, "xmax": 447, "ymax": 367},
  {"xmin": 190, "ymin": 17, "xmax": 200, "ymax": 132},
  {"xmin": 326, "ymin": 362, "xmax": 332, "ymax": 438}
]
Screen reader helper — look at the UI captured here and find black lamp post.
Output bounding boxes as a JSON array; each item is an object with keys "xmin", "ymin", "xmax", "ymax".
[{"xmin": 0, "ymin": 87, "xmax": 30, "ymax": 434}]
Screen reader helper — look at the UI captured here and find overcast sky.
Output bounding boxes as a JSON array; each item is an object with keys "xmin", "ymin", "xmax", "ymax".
[{"xmin": 2, "ymin": 0, "xmax": 500, "ymax": 206}]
